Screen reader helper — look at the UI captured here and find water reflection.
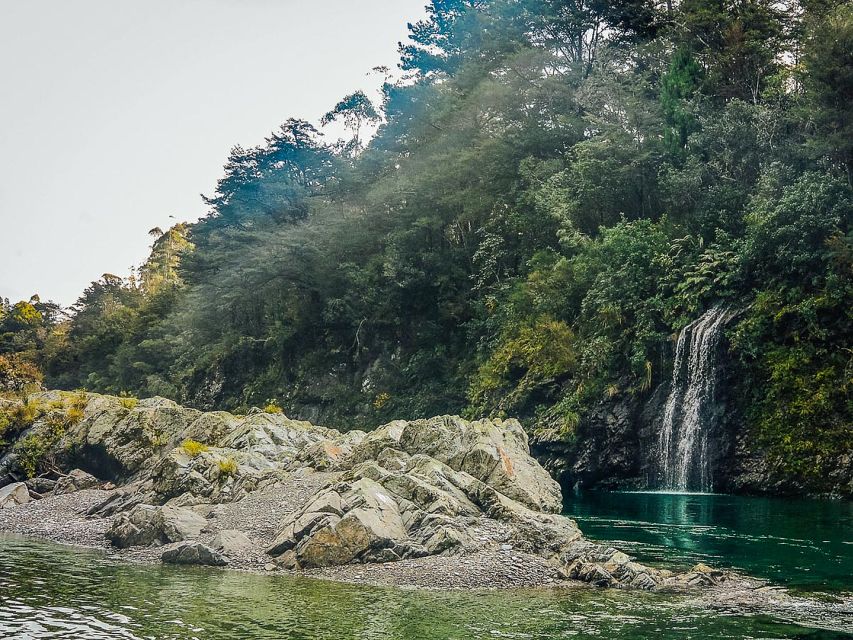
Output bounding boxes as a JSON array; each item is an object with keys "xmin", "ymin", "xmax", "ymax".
[
  {"xmin": 563, "ymin": 491, "xmax": 853, "ymax": 591},
  {"xmin": 0, "ymin": 534, "xmax": 845, "ymax": 639}
]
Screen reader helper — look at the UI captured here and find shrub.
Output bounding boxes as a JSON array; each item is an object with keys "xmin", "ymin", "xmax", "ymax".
[
  {"xmin": 0, "ymin": 354, "xmax": 43, "ymax": 395},
  {"xmin": 70, "ymin": 391, "xmax": 88, "ymax": 411},
  {"xmin": 372, "ymin": 392, "xmax": 391, "ymax": 410},
  {"xmin": 217, "ymin": 457, "xmax": 238, "ymax": 477},
  {"xmin": 118, "ymin": 393, "xmax": 138, "ymax": 410},
  {"xmin": 11, "ymin": 404, "xmax": 72, "ymax": 477},
  {"xmin": 263, "ymin": 402, "xmax": 283, "ymax": 414},
  {"xmin": 0, "ymin": 412, "xmax": 10, "ymax": 445},
  {"xmin": 64, "ymin": 406, "xmax": 84, "ymax": 425},
  {"xmin": 6, "ymin": 398, "xmax": 46, "ymax": 431},
  {"xmin": 180, "ymin": 439, "xmax": 209, "ymax": 457},
  {"xmin": 15, "ymin": 433, "xmax": 53, "ymax": 478}
]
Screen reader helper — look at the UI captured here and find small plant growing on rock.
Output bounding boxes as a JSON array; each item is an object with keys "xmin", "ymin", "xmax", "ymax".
[
  {"xmin": 12, "ymin": 405, "xmax": 73, "ymax": 477},
  {"xmin": 15, "ymin": 432, "xmax": 53, "ymax": 477},
  {"xmin": 180, "ymin": 439, "xmax": 209, "ymax": 457},
  {"xmin": 0, "ymin": 397, "xmax": 50, "ymax": 446},
  {"xmin": 10, "ymin": 399, "xmax": 45, "ymax": 429},
  {"xmin": 0, "ymin": 412, "xmax": 10, "ymax": 446},
  {"xmin": 217, "ymin": 457, "xmax": 238, "ymax": 478},
  {"xmin": 373, "ymin": 392, "xmax": 391, "ymax": 410},
  {"xmin": 64, "ymin": 406, "xmax": 84, "ymax": 425},
  {"xmin": 70, "ymin": 391, "xmax": 88, "ymax": 411},
  {"xmin": 263, "ymin": 401, "xmax": 283, "ymax": 414},
  {"xmin": 118, "ymin": 393, "xmax": 138, "ymax": 410}
]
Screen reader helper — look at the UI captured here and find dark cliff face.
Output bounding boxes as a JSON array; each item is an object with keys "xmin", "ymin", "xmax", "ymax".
[
  {"xmin": 534, "ymin": 354, "xmax": 852, "ymax": 499},
  {"xmin": 533, "ymin": 386, "xmax": 647, "ymax": 493}
]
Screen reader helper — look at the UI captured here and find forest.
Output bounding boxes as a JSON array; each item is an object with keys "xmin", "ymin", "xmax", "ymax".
[{"xmin": 2, "ymin": 0, "xmax": 851, "ymax": 493}]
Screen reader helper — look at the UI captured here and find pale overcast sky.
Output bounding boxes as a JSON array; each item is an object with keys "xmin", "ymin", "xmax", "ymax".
[{"xmin": 0, "ymin": 0, "xmax": 426, "ymax": 306}]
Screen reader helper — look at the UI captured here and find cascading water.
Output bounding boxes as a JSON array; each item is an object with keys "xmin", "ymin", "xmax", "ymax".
[{"xmin": 656, "ymin": 305, "xmax": 732, "ymax": 492}]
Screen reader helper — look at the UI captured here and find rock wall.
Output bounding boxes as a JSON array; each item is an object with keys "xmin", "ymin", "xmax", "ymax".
[{"xmin": 533, "ymin": 357, "xmax": 853, "ymax": 498}]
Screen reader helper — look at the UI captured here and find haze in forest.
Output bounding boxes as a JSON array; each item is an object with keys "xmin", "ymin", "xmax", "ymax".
[{"xmin": 0, "ymin": 0, "xmax": 425, "ymax": 306}]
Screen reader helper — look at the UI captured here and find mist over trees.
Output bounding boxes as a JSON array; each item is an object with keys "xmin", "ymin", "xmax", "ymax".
[{"xmin": 3, "ymin": 0, "xmax": 850, "ymax": 491}]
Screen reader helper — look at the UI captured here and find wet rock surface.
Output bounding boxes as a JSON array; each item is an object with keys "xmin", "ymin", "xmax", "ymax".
[{"xmin": 161, "ymin": 542, "xmax": 229, "ymax": 566}]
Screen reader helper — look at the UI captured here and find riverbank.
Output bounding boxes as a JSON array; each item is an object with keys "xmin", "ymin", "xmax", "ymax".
[
  {"xmin": 0, "ymin": 392, "xmax": 708, "ymax": 593},
  {"xmin": 3, "ymin": 534, "xmax": 849, "ymax": 640},
  {"xmin": 0, "ymin": 483, "xmax": 563, "ymax": 590},
  {"xmin": 0, "ymin": 390, "xmax": 848, "ymax": 609},
  {"xmin": 2, "ymin": 493, "xmax": 853, "ymax": 637}
]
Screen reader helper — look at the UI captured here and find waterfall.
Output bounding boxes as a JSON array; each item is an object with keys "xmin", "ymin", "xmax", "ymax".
[{"xmin": 656, "ymin": 305, "xmax": 731, "ymax": 492}]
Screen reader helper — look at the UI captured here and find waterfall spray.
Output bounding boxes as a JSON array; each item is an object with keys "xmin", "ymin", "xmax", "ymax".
[{"xmin": 656, "ymin": 305, "xmax": 732, "ymax": 492}]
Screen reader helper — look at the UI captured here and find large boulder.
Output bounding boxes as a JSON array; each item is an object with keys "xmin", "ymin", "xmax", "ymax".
[
  {"xmin": 296, "ymin": 430, "xmax": 367, "ymax": 470},
  {"xmin": 150, "ymin": 445, "xmax": 280, "ymax": 505},
  {"xmin": 218, "ymin": 413, "xmax": 339, "ymax": 467},
  {"xmin": 0, "ymin": 482, "xmax": 30, "ymax": 508},
  {"xmin": 106, "ymin": 504, "xmax": 207, "ymax": 548},
  {"xmin": 54, "ymin": 469, "xmax": 100, "ymax": 495},
  {"xmin": 267, "ymin": 475, "xmax": 416, "ymax": 568},
  {"xmin": 211, "ymin": 529, "xmax": 254, "ymax": 555},
  {"xmin": 162, "ymin": 542, "xmax": 229, "ymax": 566}
]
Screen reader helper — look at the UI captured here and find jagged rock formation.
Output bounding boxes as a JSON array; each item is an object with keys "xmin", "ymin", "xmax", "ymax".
[{"xmin": 0, "ymin": 391, "xmax": 735, "ymax": 589}]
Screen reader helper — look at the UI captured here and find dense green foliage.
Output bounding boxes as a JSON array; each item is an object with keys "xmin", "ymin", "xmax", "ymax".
[{"xmin": 3, "ymin": 0, "xmax": 851, "ymax": 491}]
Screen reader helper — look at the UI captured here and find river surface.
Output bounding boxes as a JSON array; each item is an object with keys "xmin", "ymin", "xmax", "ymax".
[
  {"xmin": 0, "ymin": 491, "xmax": 850, "ymax": 639},
  {"xmin": 563, "ymin": 491, "xmax": 853, "ymax": 593}
]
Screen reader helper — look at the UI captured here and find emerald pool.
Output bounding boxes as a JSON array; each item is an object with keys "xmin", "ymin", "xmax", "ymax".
[{"xmin": 1, "ymin": 491, "xmax": 850, "ymax": 639}]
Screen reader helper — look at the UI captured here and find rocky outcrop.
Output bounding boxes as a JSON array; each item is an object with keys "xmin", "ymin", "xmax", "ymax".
[
  {"xmin": 534, "ymin": 387, "xmax": 646, "ymax": 491},
  {"xmin": 340, "ymin": 416, "xmax": 562, "ymax": 513},
  {"xmin": 266, "ymin": 424, "xmax": 576, "ymax": 569},
  {"xmin": 0, "ymin": 390, "xmax": 736, "ymax": 590}
]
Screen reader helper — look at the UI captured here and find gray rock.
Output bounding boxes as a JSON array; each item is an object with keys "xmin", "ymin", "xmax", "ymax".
[
  {"xmin": 267, "ymin": 451, "xmax": 579, "ymax": 569},
  {"xmin": 106, "ymin": 504, "xmax": 207, "ymax": 548},
  {"xmin": 343, "ymin": 416, "xmax": 562, "ymax": 513},
  {"xmin": 54, "ymin": 469, "xmax": 100, "ymax": 495},
  {"xmin": 211, "ymin": 529, "xmax": 253, "ymax": 555},
  {"xmin": 25, "ymin": 477, "xmax": 57, "ymax": 495},
  {"xmin": 162, "ymin": 542, "xmax": 229, "ymax": 566},
  {"xmin": 0, "ymin": 482, "xmax": 30, "ymax": 508}
]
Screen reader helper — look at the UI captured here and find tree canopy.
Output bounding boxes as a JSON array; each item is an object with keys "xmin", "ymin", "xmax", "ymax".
[{"xmin": 4, "ymin": 0, "xmax": 851, "ymax": 493}]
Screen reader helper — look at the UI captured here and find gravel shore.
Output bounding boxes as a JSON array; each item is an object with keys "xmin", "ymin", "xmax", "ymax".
[
  {"xmin": 0, "ymin": 479, "xmax": 565, "ymax": 590},
  {"xmin": 3, "ymin": 484, "xmax": 852, "ymax": 633}
]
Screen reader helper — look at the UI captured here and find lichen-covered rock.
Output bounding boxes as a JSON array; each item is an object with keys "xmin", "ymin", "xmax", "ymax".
[
  {"xmin": 218, "ymin": 413, "xmax": 338, "ymax": 467},
  {"xmin": 556, "ymin": 543, "xmax": 734, "ymax": 591},
  {"xmin": 0, "ymin": 482, "xmax": 30, "ymax": 508},
  {"xmin": 25, "ymin": 477, "xmax": 57, "ymax": 495},
  {"xmin": 63, "ymin": 395, "xmax": 203, "ymax": 478},
  {"xmin": 341, "ymin": 416, "xmax": 562, "ymax": 513},
  {"xmin": 296, "ymin": 430, "xmax": 367, "ymax": 470},
  {"xmin": 106, "ymin": 504, "xmax": 207, "ymax": 548},
  {"xmin": 150, "ymin": 446, "xmax": 282, "ymax": 506},
  {"xmin": 162, "ymin": 542, "xmax": 229, "ymax": 566},
  {"xmin": 267, "ymin": 450, "xmax": 579, "ymax": 569}
]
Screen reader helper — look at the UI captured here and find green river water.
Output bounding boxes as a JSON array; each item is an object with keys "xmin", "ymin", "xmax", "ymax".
[{"xmin": 0, "ymin": 492, "xmax": 850, "ymax": 639}]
